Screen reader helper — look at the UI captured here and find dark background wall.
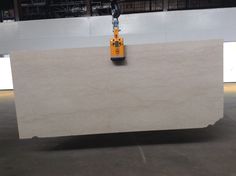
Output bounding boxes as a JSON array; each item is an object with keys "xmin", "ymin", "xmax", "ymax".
[
  {"xmin": 1, "ymin": 0, "xmax": 236, "ymax": 22},
  {"xmin": 0, "ymin": 0, "xmax": 14, "ymax": 22},
  {"xmin": 0, "ymin": 0, "xmax": 14, "ymax": 10}
]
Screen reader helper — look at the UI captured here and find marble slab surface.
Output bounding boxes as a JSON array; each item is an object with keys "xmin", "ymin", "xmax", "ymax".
[{"xmin": 11, "ymin": 40, "xmax": 223, "ymax": 139}]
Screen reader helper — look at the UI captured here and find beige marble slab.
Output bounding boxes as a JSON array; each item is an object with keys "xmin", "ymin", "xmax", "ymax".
[{"xmin": 11, "ymin": 40, "xmax": 223, "ymax": 139}]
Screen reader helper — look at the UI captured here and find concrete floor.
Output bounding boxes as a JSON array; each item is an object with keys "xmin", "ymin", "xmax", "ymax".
[{"xmin": 0, "ymin": 83, "xmax": 236, "ymax": 176}]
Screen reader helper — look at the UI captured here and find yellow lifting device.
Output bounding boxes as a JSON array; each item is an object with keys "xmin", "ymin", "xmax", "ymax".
[{"xmin": 110, "ymin": 0, "xmax": 125, "ymax": 62}]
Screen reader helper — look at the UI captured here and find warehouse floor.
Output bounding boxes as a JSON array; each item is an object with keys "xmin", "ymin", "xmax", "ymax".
[{"xmin": 0, "ymin": 83, "xmax": 236, "ymax": 176}]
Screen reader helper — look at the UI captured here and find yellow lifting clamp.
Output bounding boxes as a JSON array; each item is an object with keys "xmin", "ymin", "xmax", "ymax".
[
  {"xmin": 110, "ymin": 27, "xmax": 125, "ymax": 62},
  {"xmin": 110, "ymin": 0, "xmax": 125, "ymax": 62}
]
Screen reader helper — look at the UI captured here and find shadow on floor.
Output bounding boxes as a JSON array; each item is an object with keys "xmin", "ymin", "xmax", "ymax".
[{"xmin": 34, "ymin": 115, "xmax": 235, "ymax": 151}]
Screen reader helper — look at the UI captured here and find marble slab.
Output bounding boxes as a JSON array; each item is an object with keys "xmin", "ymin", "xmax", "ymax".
[{"xmin": 11, "ymin": 40, "xmax": 224, "ymax": 139}]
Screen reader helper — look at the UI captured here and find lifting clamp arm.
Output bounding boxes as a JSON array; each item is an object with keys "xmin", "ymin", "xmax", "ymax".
[{"xmin": 110, "ymin": 0, "xmax": 125, "ymax": 62}]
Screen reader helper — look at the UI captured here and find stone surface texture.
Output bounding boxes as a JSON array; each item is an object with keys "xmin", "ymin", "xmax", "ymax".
[{"xmin": 11, "ymin": 40, "xmax": 223, "ymax": 139}]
